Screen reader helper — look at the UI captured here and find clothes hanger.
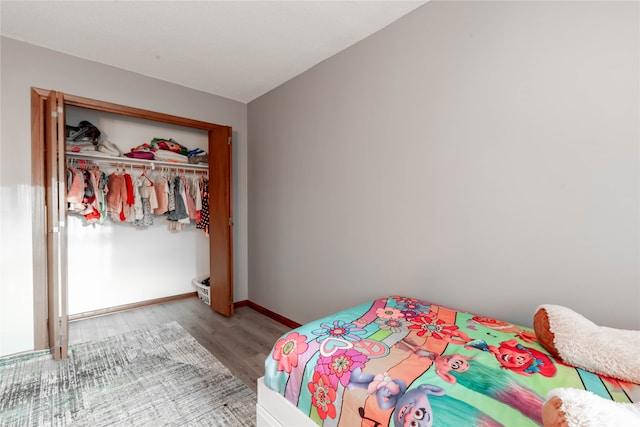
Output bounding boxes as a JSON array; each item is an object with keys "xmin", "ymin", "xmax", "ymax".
[{"xmin": 140, "ymin": 165, "xmax": 153, "ymax": 185}]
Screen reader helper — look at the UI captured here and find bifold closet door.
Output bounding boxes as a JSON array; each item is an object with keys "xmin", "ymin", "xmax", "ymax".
[
  {"xmin": 45, "ymin": 90, "xmax": 69, "ymax": 360},
  {"xmin": 208, "ymin": 127, "xmax": 233, "ymax": 317}
]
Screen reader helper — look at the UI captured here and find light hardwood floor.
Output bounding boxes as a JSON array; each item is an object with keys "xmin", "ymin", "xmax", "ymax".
[{"xmin": 68, "ymin": 296, "xmax": 292, "ymax": 392}]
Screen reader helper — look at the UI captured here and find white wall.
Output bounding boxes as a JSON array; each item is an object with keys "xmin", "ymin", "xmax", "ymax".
[
  {"xmin": 64, "ymin": 106, "xmax": 211, "ymax": 315},
  {"xmin": 248, "ymin": 1, "xmax": 640, "ymax": 329},
  {"xmin": 0, "ymin": 37, "xmax": 248, "ymax": 356}
]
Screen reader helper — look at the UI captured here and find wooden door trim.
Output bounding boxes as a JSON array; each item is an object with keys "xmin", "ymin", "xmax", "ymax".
[{"xmin": 63, "ymin": 93, "xmax": 229, "ymax": 131}]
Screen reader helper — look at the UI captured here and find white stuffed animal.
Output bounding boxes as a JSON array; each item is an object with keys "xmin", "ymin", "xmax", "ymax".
[{"xmin": 534, "ymin": 305, "xmax": 640, "ymax": 427}]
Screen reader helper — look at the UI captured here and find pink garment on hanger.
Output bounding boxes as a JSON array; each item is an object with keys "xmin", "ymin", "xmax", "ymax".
[
  {"xmin": 66, "ymin": 168, "xmax": 84, "ymax": 204},
  {"xmin": 154, "ymin": 178, "xmax": 169, "ymax": 215},
  {"xmin": 106, "ymin": 173, "xmax": 127, "ymax": 221}
]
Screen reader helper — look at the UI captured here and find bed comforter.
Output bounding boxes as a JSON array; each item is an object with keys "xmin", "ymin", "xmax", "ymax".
[{"xmin": 264, "ymin": 296, "xmax": 639, "ymax": 427}]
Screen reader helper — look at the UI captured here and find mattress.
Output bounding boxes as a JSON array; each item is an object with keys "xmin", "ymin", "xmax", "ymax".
[{"xmin": 263, "ymin": 296, "xmax": 639, "ymax": 426}]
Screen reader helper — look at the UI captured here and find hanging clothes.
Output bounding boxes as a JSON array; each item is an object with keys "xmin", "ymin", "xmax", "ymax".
[
  {"xmin": 167, "ymin": 175, "xmax": 189, "ymax": 231},
  {"xmin": 154, "ymin": 173, "xmax": 170, "ymax": 215},
  {"xmin": 67, "ymin": 167, "xmax": 85, "ymax": 206},
  {"xmin": 123, "ymin": 172, "xmax": 135, "ymax": 222},
  {"xmin": 66, "ymin": 157, "xmax": 211, "ymax": 233},
  {"xmin": 196, "ymin": 177, "xmax": 210, "ymax": 236},
  {"xmin": 193, "ymin": 175, "xmax": 202, "ymax": 217},
  {"xmin": 184, "ymin": 176, "xmax": 197, "ymax": 221},
  {"xmin": 167, "ymin": 175, "xmax": 176, "ymax": 213},
  {"xmin": 66, "ymin": 164, "xmax": 108, "ymax": 225},
  {"xmin": 89, "ymin": 169, "xmax": 108, "ymax": 224},
  {"xmin": 106, "ymin": 171, "xmax": 128, "ymax": 222},
  {"xmin": 134, "ymin": 171, "xmax": 158, "ymax": 227},
  {"xmin": 178, "ymin": 178, "xmax": 191, "ymax": 227}
]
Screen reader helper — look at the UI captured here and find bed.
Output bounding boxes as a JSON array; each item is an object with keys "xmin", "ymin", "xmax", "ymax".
[{"xmin": 257, "ymin": 295, "xmax": 639, "ymax": 426}]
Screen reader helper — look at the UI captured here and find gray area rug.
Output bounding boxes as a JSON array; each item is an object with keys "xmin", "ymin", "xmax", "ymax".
[{"xmin": 0, "ymin": 322, "xmax": 256, "ymax": 426}]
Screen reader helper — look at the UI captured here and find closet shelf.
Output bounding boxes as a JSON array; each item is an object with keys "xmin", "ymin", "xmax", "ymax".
[{"xmin": 66, "ymin": 152, "xmax": 209, "ymax": 171}]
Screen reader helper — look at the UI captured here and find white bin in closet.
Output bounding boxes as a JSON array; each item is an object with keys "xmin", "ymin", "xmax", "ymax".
[{"xmin": 192, "ymin": 274, "xmax": 211, "ymax": 305}]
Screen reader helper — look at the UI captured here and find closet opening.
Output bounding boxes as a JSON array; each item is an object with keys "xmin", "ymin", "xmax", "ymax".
[{"xmin": 31, "ymin": 88, "xmax": 233, "ymax": 360}]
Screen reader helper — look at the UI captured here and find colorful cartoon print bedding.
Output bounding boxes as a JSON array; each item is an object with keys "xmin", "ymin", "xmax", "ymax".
[{"xmin": 264, "ymin": 296, "xmax": 639, "ymax": 427}]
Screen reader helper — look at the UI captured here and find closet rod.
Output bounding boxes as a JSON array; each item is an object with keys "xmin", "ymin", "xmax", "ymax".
[{"xmin": 66, "ymin": 152, "xmax": 209, "ymax": 171}]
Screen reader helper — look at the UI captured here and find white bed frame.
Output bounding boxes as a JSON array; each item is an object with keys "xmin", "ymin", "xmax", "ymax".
[{"xmin": 256, "ymin": 377, "xmax": 318, "ymax": 427}]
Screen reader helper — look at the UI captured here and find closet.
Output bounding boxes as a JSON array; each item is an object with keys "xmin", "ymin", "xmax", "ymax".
[{"xmin": 31, "ymin": 88, "xmax": 233, "ymax": 360}]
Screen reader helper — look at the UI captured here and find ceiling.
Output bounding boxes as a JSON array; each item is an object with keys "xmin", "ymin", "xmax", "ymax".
[{"xmin": 0, "ymin": 1, "xmax": 428, "ymax": 103}]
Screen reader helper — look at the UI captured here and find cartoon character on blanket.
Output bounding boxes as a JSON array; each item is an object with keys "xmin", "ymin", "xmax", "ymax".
[{"xmin": 267, "ymin": 296, "xmax": 634, "ymax": 427}]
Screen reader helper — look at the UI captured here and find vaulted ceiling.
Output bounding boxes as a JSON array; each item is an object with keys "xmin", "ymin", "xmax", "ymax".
[{"xmin": 1, "ymin": 1, "xmax": 428, "ymax": 103}]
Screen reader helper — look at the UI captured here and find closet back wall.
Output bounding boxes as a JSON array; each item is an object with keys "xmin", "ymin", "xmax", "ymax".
[
  {"xmin": 0, "ymin": 36, "xmax": 247, "ymax": 357},
  {"xmin": 65, "ymin": 107, "xmax": 210, "ymax": 314}
]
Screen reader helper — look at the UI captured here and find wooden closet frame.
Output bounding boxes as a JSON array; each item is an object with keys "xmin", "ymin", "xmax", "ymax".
[{"xmin": 30, "ymin": 88, "xmax": 234, "ymax": 358}]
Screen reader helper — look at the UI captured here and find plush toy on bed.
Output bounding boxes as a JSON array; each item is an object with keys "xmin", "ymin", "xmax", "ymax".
[{"xmin": 533, "ymin": 304, "xmax": 640, "ymax": 427}]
